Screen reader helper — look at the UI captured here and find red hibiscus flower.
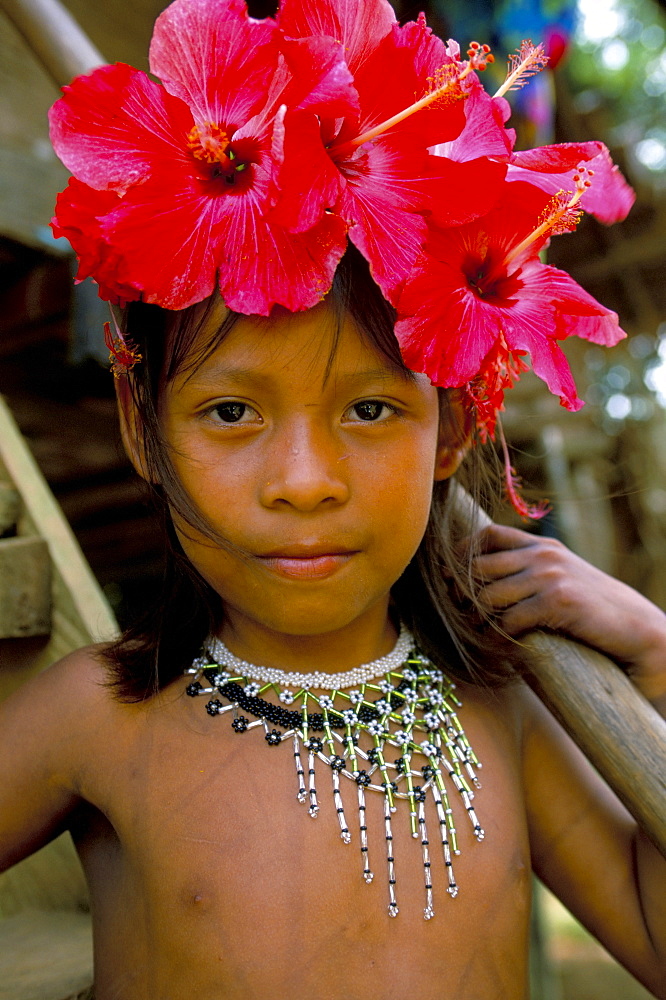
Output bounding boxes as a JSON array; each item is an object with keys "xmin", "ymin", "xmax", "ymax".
[
  {"xmin": 49, "ymin": 0, "xmax": 356, "ymax": 313},
  {"xmin": 272, "ymin": 0, "xmax": 509, "ymax": 300},
  {"xmin": 394, "ymin": 180, "xmax": 627, "ymax": 437}
]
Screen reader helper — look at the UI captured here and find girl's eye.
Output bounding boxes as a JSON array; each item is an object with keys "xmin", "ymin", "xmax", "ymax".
[
  {"xmin": 210, "ymin": 402, "xmax": 258, "ymax": 424},
  {"xmin": 347, "ymin": 400, "xmax": 395, "ymax": 422}
]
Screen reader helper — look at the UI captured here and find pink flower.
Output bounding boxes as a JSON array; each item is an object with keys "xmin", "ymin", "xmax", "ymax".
[
  {"xmin": 49, "ymin": 0, "xmax": 355, "ymax": 313},
  {"xmin": 395, "ymin": 180, "xmax": 627, "ymax": 436},
  {"xmin": 272, "ymin": 1, "xmax": 509, "ymax": 299}
]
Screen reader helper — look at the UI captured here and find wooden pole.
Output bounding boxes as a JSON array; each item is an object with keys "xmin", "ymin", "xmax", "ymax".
[
  {"xmin": 3, "ymin": 0, "xmax": 665, "ymax": 855},
  {"xmin": 0, "ymin": 0, "xmax": 103, "ymax": 88},
  {"xmin": 451, "ymin": 483, "xmax": 666, "ymax": 856}
]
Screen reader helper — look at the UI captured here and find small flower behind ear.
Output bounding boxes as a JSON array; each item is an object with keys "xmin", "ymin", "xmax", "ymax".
[{"xmin": 103, "ymin": 311, "xmax": 141, "ymax": 378}]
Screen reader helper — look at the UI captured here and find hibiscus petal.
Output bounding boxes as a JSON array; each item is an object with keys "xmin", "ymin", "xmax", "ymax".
[
  {"xmin": 395, "ymin": 256, "xmax": 499, "ymax": 385},
  {"xmin": 51, "ymin": 178, "xmax": 141, "ymax": 304},
  {"xmin": 500, "ymin": 299, "xmax": 583, "ymax": 410},
  {"xmin": 98, "ymin": 172, "xmax": 229, "ymax": 310},
  {"xmin": 350, "ymin": 21, "xmax": 465, "ymax": 147},
  {"xmin": 279, "ymin": 36, "xmax": 359, "ymax": 118},
  {"xmin": 430, "ymin": 77, "xmax": 514, "ymax": 162},
  {"xmin": 277, "ymin": 0, "xmax": 395, "ymax": 74},
  {"xmin": 49, "ymin": 63, "xmax": 194, "ymax": 195},
  {"xmin": 518, "ymin": 261, "xmax": 626, "ymax": 345},
  {"xmin": 425, "ymin": 156, "xmax": 507, "ymax": 227},
  {"xmin": 270, "ymin": 108, "xmax": 344, "ymax": 232},
  {"xmin": 338, "ymin": 141, "xmax": 432, "ymax": 299},
  {"xmin": 149, "ymin": 0, "xmax": 279, "ymax": 126},
  {"xmin": 219, "ymin": 210, "xmax": 347, "ymax": 315},
  {"xmin": 508, "ymin": 142, "xmax": 635, "ymax": 223}
]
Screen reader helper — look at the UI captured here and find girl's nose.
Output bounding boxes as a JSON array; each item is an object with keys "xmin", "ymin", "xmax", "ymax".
[{"xmin": 259, "ymin": 421, "xmax": 350, "ymax": 511}]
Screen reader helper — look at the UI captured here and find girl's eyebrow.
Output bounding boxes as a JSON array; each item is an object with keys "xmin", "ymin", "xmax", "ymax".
[
  {"xmin": 185, "ymin": 364, "xmax": 411, "ymax": 390},
  {"xmin": 184, "ymin": 364, "xmax": 269, "ymax": 388}
]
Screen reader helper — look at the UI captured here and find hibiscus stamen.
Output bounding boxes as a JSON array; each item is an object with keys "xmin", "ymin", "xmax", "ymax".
[
  {"xmin": 187, "ymin": 122, "xmax": 233, "ymax": 170},
  {"xmin": 104, "ymin": 314, "xmax": 141, "ymax": 378},
  {"xmin": 497, "ymin": 419, "xmax": 550, "ymax": 521},
  {"xmin": 329, "ymin": 43, "xmax": 492, "ymax": 155},
  {"xmin": 466, "ymin": 41, "xmax": 495, "ymax": 73},
  {"xmin": 494, "ymin": 41, "xmax": 549, "ymax": 100},
  {"xmin": 464, "ymin": 333, "xmax": 529, "ymax": 442},
  {"xmin": 502, "ymin": 166, "xmax": 593, "ymax": 268}
]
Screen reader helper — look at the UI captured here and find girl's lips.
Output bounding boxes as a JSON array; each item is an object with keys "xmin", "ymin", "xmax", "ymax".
[{"xmin": 256, "ymin": 553, "xmax": 355, "ymax": 580}]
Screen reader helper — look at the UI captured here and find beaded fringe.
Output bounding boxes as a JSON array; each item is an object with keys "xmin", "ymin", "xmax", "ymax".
[{"xmin": 185, "ymin": 641, "xmax": 484, "ymax": 919}]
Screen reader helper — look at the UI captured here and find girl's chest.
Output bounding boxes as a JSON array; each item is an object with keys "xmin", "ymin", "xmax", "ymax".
[{"xmin": 80, "ymin": 684, "xmax": 534, "ymax": 998}]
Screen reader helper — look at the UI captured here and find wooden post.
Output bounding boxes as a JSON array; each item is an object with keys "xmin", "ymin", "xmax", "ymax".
[{"xmin": 0, "ymin": 0, "xmax": 103, "ymax": 88}]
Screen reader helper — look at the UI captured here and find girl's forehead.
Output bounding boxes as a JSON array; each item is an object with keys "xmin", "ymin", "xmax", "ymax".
[{"xmin": 187, "ymin": 300, "xmax": 424, "ymax": 388}]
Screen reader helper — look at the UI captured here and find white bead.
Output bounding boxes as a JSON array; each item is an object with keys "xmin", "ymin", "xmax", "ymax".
[{"xmin": 204, "ymin": 626, "xmax": 414, "ymax": 691}]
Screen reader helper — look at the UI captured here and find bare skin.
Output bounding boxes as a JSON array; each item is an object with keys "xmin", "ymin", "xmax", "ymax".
[{"xmin": 1, "ymin": 305, "xmax": 665, "ymax": 999}]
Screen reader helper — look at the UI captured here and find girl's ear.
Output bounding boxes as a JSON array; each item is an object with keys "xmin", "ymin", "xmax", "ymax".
[
  {"xmin": 115, "ymin": 376, "xmax": 154, "ymax": 483},
  {"xmin": 433, "ymin": 389, "xmax": 473, "ymax": 481}
]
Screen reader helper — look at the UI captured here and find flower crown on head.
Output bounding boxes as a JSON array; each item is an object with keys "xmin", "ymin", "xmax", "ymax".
[{"xmin": 49, "ymin": 0, "xmax": 634, "ymax": 515}]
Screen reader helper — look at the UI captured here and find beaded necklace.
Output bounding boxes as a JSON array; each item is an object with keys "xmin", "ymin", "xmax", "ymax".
[{"xmin": 184, "ymin": 627, "xmax": 484, "ymax": 919}]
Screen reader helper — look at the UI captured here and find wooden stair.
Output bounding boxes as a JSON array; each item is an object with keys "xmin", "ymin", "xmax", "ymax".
[{"xmin": 0, "ymin": 393, "xmax": 117, "ymax": 999}]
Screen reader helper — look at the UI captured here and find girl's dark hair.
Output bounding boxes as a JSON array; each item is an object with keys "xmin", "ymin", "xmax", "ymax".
[{"xmin": 104, "ymin": 245, "xmax": 514, "ymax": 700}]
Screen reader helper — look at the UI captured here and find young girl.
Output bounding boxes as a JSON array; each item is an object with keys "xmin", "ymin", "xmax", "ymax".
[{"xmin": 2, "ymin": 0, "xmax": 666, "ymax": 997}]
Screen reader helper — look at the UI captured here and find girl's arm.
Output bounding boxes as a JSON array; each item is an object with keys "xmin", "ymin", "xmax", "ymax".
[
  {"xmin": 470, "ymin": 525, "xmax": 666, "ymax": 996},
  {"xmin": 0, "ymin": 648, "xmax": 101, "ymax": 871},
  {"xmin": 470, "ymin": 524, "xmax": 666, "ymax": 708}
]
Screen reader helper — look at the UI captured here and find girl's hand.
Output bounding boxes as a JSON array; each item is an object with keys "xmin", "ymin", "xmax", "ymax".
[{"xmin": 468, "ymin": 524, "xmax": 666, "ymax": 704}]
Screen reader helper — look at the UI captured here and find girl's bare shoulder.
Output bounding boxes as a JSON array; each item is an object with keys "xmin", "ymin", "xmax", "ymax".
[
  {"xmin": 0, "ymin": 644, "xmax": 146, "ymax": 792},
  {"xmin": 0, "ymin": 645, "xmax": 127, "ymax": 870}
]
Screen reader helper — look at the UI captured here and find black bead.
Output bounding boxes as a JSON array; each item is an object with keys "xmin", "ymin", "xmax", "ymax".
[
  {"xmin": 330, "ymin": 755, "xmax": 346, "ymax": 771},
  {"xmin": 265, "ymin": 729, "xmax": 283, "ymax": 746},
  {"xmin": 413, "ymin": 785, "xmax": 427, "ymax": 803},
  {"xmin": 205, "ymin": 699, "xmax": 222, "ymax": 716},
  {"xmin": 421, "ymin": 764, "xmax": 435, "ymax": 779},
  {"xmin": 306, "ymin": 737, "xmax": 324, "ymax": 753},
  {"xmin": 232, "ymin": 716, "xmax": 248, "ymax": 733},
  {"xmin": 355, "ymin": 770, "xmax": 371, "ymax": 786},
  {"xmin": 186, "ymin": 681, "xmax": 202, "ymax": 697},
  {"xmin": 384, "ymin": 780, "xmax": 398, "ymax": 794},
  {"xmin": 393, "ymin": 757, "xmax": 406, "ymax": 774},
  {"xmin": 223, "ymin": 681, "xmax": 243, "ymax": 701},
  {"xmin": 367, "ymin": 748, "xmax": 382, "ymax": 765}
]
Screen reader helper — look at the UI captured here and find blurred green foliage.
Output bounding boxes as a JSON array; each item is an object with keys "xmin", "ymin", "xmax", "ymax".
[{"xmin": 566, "ymin": 0, "xmax": 666, "ymax": 181}]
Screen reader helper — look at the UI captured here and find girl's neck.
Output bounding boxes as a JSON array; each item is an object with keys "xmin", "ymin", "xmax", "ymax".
[{"xmin": 218, "ymin": 608, "xmax": 399, "ymax": 675}]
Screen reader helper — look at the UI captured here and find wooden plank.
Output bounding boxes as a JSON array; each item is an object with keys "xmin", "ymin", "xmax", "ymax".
[
  {"xmin": 0, "ymin": 836, "xmax": 87, "ymax": 918},
  {"xmin": 0, "ymin": 536, "xmax": 51, "ymax": 638},
  {"xmin": 0, "ymin": 0, "xmax": 103, "ymax": 90},
  {"xmin": 0, "ymin": 394, "xmax": 117, "ymax": 648},
  {"xmin": 0, "ymin": 482, "xmax": 19, "ymax": 534},
  {"xmin": 0, "ymin": 910, "xmax": 92, "ymax": 1000}
]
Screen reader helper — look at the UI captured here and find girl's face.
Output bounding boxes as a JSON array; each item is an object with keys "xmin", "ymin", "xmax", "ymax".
[{"xmin": 154, "ymin": 302, "xmax": 464, "ymax": 649}]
